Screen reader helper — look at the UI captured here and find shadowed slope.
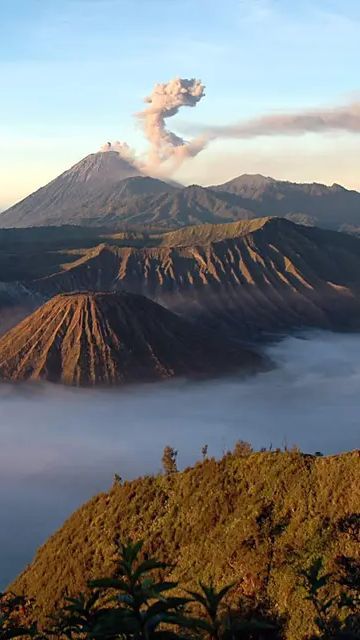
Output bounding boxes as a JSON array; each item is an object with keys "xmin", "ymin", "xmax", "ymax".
[
  {"xmin": 0, "ymin": 152, "xmax": 145, "ymax": 228},
  {"xmin": 96, "ymin": 184, "xmax": 252, "ymax": 228},
  {"xmin": 212, "ymin": 174, "xmax": 360, "ymax": 232},
  {"xmin": 0, "ymin": 292, "xmax": 261, "ymax": 385}
]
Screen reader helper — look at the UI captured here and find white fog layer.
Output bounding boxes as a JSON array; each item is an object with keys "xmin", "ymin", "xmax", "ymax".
[{"xmin": 0, "ymin": 331, "xmax": 359, "ymax": 587}]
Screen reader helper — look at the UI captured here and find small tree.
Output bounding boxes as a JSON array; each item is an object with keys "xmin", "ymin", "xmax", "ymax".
[
  {"xmin": 113, "ymin": 473, "xmax": 122, "ymax": 486},
  {"xmin": 52, "ymin": 540, "xmax": 189, "ymax": 640},
  {"xmin": 162, "ymin": 446, "xmax": 178, "ymax": 475},
  {"xmin": 201, "ymin": 444, "xmax": 208, "ymax": 461},
  {"xmin": 233, "ymin": 440, "xmax": 253, "ymax": 457},
  {"xmin": 52, "ymin": 540, "xmax": 279, "ymax": 640},
  {"xmin": 289, "ymin": 445, "xmax": 301, "ymax": 454}
]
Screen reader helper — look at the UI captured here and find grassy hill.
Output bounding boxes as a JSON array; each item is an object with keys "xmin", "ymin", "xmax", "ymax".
[{"xmin": 11, "ymin": 449, "xmax": 360, "ymax": 639}]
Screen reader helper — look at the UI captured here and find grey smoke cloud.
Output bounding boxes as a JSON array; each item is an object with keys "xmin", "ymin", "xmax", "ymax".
[
  {"xmin": 101, "ymin": 77, "xmax": 206, "ymax": 175},
  {"xmin": 201, "ymin": 100, "xmax": 360, "ymax": 140},
  {"xmin": 136, "ymin": 77, "xmax": 206, "ymax": 170},
  {"xmin": 101, "ymin": 79, "xmax": 360, "ymax": 175},
  {"xmin": 100, "ymin": 141, "xmax": 132, "ymax": 154},
  {"xmin": 100, "ymin": 140, "xmax": 140, "ymax": 164}
]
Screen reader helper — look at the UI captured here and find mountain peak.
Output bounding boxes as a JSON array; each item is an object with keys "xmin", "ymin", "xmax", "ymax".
[
  {"xmin": 64, "ymin": 150, "xmax": 141, "ymax": 184},
  {"xmin": 0, "ymin": 292, "xmax": 260, "ymax": 385},
  {"xmin": 237, "ymin": 173, "xmax": 275, "ymax": 184},
  {"xmin": 211, "ymin": 173, "xmax": 275, "ymax": 190},
  {"xmin": 0, "ymin": 151, "xmax": 143, "ymax": 228}
]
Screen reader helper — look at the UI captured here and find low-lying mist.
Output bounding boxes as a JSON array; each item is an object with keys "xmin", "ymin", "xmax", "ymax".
[{"xmin": 0, "ymin": 330, "xmax": 359, "ymax": 587}]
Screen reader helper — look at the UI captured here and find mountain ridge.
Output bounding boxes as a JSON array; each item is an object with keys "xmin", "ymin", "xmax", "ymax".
[
  {"xmin": 1, "ymin": 148, "xmax": 359, "ymax": 231},
  {"xmin": 24, "ymin": 218, "xmax": 360, "ymax": 338},
  {"xmin": 212, "ymin": 174, "xmax": 360, "ymax": 231}
]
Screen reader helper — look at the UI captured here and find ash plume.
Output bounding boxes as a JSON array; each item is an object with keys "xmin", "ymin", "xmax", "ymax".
[
  {"xmin": 101, "ymin": 77, "xmax": 206, "ymax": 176},
  {"xmin": 200, "ymin": 99, "xmax": 360, "ymax": 141},
  {"xmin": 100, "ymin": 141, "xmax": 133, "ymax": 154},
  {"xmin": 137, "ymin": 77, "xmax": 206, "ymax": 171},
  {"xmin": 101, "ymin": 77, "xmax": 360, "ymax": 177},
  {"xmin": 100, "ymin": 140, "xmax": 140, "ymax": 163}
]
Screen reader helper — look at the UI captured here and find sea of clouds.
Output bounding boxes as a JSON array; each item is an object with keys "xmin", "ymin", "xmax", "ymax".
[{"xmin": 0, "ymin": 330, "xmax": 359, "ymax": 586}]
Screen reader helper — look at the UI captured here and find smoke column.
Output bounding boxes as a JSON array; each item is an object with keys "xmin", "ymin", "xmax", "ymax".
[
  {"xmin": 136, "ymin": 77, "xmax": 206, "ymax": 171},
  {"xmin": 101, "ymin": 77, "xmax": 206, "ymax": 174}
]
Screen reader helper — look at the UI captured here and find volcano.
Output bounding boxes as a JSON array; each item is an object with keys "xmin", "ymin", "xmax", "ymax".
[
  {"xmin": 0, "ymin": 292, "xmax": 261, "ymax": 386},
  {"xmin": 2, "ymin": 149, "xmax": 360, "ymax": 231},
  {"xmin": 0, "ymin": 151, "xmax": 176, "ymax": 228}
]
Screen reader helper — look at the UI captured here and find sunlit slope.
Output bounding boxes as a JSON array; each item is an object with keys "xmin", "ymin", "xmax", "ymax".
[
  {"xmin": 29, "ymin": 218, "xmax": 360, "ymax": 337},
  {"xmin": 11, "ymin": 450, "xmax": 360, "ymax": 639},
  {"xmin": 0, "ymin": 292, "xmax": 260, "ymax": 385}
]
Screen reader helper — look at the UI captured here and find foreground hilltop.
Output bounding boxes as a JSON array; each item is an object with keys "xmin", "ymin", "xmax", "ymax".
[
  {"xmin": 11, "ymin": 449, "xmax": 360, "ymax": 639},
  {"xmin": 0, "ymin": 292, "xmax": 261, "ymax": 385}
]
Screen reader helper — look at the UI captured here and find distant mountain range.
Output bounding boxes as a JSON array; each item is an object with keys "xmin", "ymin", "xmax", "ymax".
[
  {"xmin": 0, "ymin": 292, "xmax": 261, "ymax": 385},
  {"xmin": 1, "ymin": 150, "xmax": 359, "ymax": 232}
]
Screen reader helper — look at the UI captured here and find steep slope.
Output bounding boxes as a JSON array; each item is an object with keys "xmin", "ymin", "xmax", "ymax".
[
  {"xmin": 28, "ymin": 218, "xmax": 360, "ymax": 338},
  {"xmin": 0, "ymin": 292, "xmax": 260, "ymax": 385},
  {"xmin": 70, "ymin": 177, "xmax": 179, "ymax": 227},
  {"xmin": 11, "ymin": 450, "xmax": 360, "ymax": 640},
  {"xmin": 212, "ymin": 174, "xmax": 360, "ymax": 232},
  {"xmin": 0, "ymin": 151, "xmax": 152, "ymax": 227}
]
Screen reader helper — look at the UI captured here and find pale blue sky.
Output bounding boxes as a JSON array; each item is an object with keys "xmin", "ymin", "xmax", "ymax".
[{"xmin": 1, "ymin": 0, "xmax": 359, "ymax": 208}]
